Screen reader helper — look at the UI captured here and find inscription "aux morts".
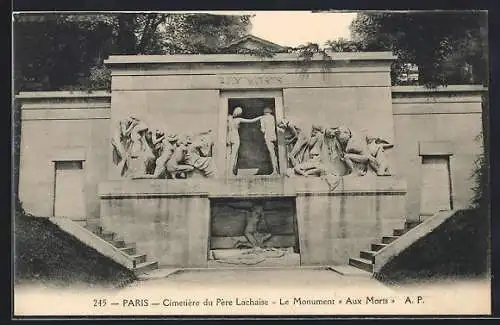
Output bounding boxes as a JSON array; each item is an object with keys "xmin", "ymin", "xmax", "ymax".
[{"xmin": 218, "ymin": 75, "xmax": 284, "ymax": 87}]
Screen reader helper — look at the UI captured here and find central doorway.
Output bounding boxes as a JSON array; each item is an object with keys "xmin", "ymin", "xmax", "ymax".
[
  {"xmin": 217, "ymin": 90, "xmax": 286, "ymax": 178},
  {"xmin": 228, "ymin": 97, "xmax": 277, "ymax": 175}
]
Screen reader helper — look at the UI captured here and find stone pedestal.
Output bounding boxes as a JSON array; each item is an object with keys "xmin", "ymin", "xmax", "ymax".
[{"xmin": 99, "ymin": 176, "xmax": 406, "ymax": 268}]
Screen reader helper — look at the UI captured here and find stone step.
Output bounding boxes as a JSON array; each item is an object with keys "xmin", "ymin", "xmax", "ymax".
[
  {"xmin": 371, "ymin": 243, "xmax": 388, "ymax": 251},
  {"xmin": 405, "ymin": 220, "xmax": 421, "ymax": 230},
  {"xmin": 419, "ymin": 214, "xmax": 433, "ymax": 222},
  {"xmin": 119, "ymin": 246, "xmax": 136, "ymax": 255},
  {"xmin": 130, "ymin": 254, "xmax": 147, "ymax": 265},
  {"xmin": 348, "ymin": 257, "xmax": 373, "ymax": 273},
  {"xmin": 133, "ymin": 261, "xmax": 159, "ymax": 275},
  {"xmin": 84, "ymin": 224, "xmax": 103, "ymax": 235},
  {"xmin": 73, "ymin": 219, "xmax": 88, "ymax": 227},
  {"xmin": 99, "ymin": 231, "xmax": 115, "ymax": 241},
  {"xmin": 359, "ymin": 250, "xmax": 377, "ymax": 262},
  {"xmin": 110, "ymin": 239, "xmax": 126, "ymax": 248},
  {"xmin": 381, "ymin": 236, "xmax": 399, "ymax": 244},
  {"xmin": 327, "ymin": 265, "xmax": 371, "ymax": 277},
  {"xmin": 393, "ymin": 228, "xmax": 407, "ymax": 236}
]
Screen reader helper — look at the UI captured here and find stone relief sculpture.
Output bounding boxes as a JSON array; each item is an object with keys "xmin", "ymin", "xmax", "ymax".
[
  {"xmin": 127, "ymin": 121, "xmax": 156, "ymax": 178},
  {"xmin": 277, "ymin": 119, "xmax": 394, "ymax": 189},
  {"xmin": 111, "ymin": 117, "xmax": 216, "ymax": 179},
  {"xmin": 291, "ymin": 125, "xmax": 329, "ymax": 177},
  {"xmin": 111, "ymin": 115, "xmax": 393, "ymax": 182},
  {"xmin": 184, "ymin": 130, "xmax": 216, "ymax": 177},
  {"xmin": 328, "ymin": 126, "xmax": 377, "ymax": 176},
  {"xmin": 165, "ymin": 136, "xmax": 195, "ymax": 179},
  {"xmin": 366, "ymin": 136, "xmax": 394, "ymax": 176},
  {"xmin": 276, "ymin": 119, "xmax": 309, "ymax": 167},
  {"xmin": 234, "ymin": 204, "xmax": 272, "ymax": 249},
  {"xmin": 111, "ymin": 116, "xmax": 139, "ymax": 177}
]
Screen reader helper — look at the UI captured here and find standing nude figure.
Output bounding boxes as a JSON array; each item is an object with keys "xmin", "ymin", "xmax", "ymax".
[
  {"xmin": 227, "ymin": 107, "xmax": 263, "ymax": 175},
  {"xmin": 128, "ymin": 122, "xmax": 155, "ymax": 178},
  {"xmin": 260, "ymin": 107, "xmax": 279, "ymax": 175},
  {"xmin": 111, "ymin": 117, "xmax": 139, "ymax": 176}
]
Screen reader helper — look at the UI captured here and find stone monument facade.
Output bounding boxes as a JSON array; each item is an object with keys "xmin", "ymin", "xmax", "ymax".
[{"xmin": 16, "ymin": 37, "xmax": 486, "ymax": 269}]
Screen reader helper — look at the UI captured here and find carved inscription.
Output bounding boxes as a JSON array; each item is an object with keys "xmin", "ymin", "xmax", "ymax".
[{"xmin": 219, "ymin": 75, "xmax": 284, "ymax": 87}]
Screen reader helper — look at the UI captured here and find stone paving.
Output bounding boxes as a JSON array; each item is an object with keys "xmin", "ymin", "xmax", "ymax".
[{"xmin": 125, "ymin": 267, "xmax": 393, "ymax": 294}]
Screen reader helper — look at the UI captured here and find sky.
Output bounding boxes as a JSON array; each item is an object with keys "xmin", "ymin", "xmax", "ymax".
[
  {"xmin": 250, "ymin": 11, "xmax": 357, "ymax": 47},
  {"xmin": 196, "ymin": 11, "xmax": 357, "ymax": 47}
]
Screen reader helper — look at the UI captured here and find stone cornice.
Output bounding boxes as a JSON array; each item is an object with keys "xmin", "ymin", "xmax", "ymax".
[{"xmin": 104, "ymin": 52, "xmax": 396, "ymax": 66}]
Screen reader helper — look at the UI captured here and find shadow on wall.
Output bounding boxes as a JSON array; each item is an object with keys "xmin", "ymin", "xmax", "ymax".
[
  {"xmin": 14, "ymin": 209, "xmax": 137, "ymax": 288},
  {"xmin": 375, "ymin": 209, "xmax": 490, "ymax": 285}
]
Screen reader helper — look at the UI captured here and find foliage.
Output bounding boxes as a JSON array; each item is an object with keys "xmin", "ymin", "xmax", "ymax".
[
  {"xmin": 470, "ymin": 131, "xmax": 489, "ymax": 214},
  {"xmin": 350, "ymin": 11, "xmax": 488, "ymax": 87},
  {"xmin": 375, "ymin": 209, "xmax": 489, "ymax": 284},
  {"xmin": 15, "ymin": 213, "xmax": 137, "ymax": 287},
  {"xmin": 13, "ymin": 13, "xmax": 253, "ymax": 92}
]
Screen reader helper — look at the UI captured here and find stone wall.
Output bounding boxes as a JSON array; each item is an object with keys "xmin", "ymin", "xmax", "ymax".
[
  {"xmin": 99, "ymin": 177, "xmax": 406, "ymax": 267},
  {"xmin": 99, "ymin": 180, "xmax": 210, "ymax": 268},
  {"xmin": 296, "ymin": 176, "xmax": 407, "ymax": 265},
  {"xmin": 18, "ymin": 91, "xmax": 111, "ymax": 217},
  {"xmin": 392, "ymin": 85, "xmax": 485, "ymax": 220}
]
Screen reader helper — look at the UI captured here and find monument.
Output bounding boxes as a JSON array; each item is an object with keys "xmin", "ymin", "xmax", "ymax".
[
  {"xmin": 17, "ymin": 36, "xmax": 486, "ymax": 270},
  {"xmin": 95, "ymin": 45, "xmax": 410, "ymax": 269}
]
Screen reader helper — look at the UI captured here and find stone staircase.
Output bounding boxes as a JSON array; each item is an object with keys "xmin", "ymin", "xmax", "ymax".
[
  {"xmin": 81, "ymin": 218, "xmax": 159, "ymax": 275},
  {"xmin": 348, "ymin": 219, "xmax": 422, "ymax": 273}
]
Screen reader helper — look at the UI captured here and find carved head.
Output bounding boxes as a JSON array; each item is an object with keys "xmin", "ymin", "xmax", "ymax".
[
  {"xmin": 324, "ymin": 127, "xmax": 337, "ymax": 138},
  {"xmin": 232, "ymin": 107, "xmax": 243, "ymax": 117},
  {"xmin": 252, "ymin": 204, "xmax": 264, "ymax": 216},
  {"xmin": 276, "ymin": 120, "xmax": 289, "ymax": 129},
  {"xmin": 366, "ymin": 136, "xmax": 377, "ymax": 144},
  {"xmin": 176, "ymin": 138, "xmax": 190, "ymax": 153},
  {"xmin": 311, "ymin": 124, "xmax": 324, "ymax": 136},
  {"xmin": 167, "ymin": 134, "xmax": 178, "ymax": 144},
  {"xmin": 263, "ymin": 107, "xmax": 273, "ymax": 115},
  {"xmin": 335, "ymin": 126, "xmax": 351, "ymax": 143},
  {"xmin": 134, "ymin": 122, "xmax": 149, "ymax": 136}
]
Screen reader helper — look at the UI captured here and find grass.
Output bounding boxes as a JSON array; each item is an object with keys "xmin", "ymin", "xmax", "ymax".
[
  {"xmin": 14, "ymin": 209, "xmax": 137, "ymax": 289},
  {"xmin": 375, "ymin": 209, "xmax": 490, "ymax": 285}
]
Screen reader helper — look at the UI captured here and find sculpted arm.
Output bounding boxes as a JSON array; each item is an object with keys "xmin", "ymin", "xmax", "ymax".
[
  {"xmin": 122, "ymin": 120, "xmax": 138, "ymax": 135},
  {"xmin": 152, "ymin": 133, "xmax": 165, "ymax": 146},
  {"xmin": 238, "ymin": 116, "xmax": 263, "ymax": 123}
]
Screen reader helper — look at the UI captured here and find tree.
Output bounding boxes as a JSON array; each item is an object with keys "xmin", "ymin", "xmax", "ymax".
[
  {"xmin": 350, "ymin": 11, "xmax": 489, "ymax": 214},
  {"xmin": 13, "ymin": 13, "xmax": 253, "ymax": 92},
  {"xmin": 350, "ymin": 11, "xmax": 488, "ymax": 87}
]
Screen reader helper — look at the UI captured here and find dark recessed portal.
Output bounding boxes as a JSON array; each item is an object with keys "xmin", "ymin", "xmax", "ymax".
[
  {"xmin": 228, "ymin": 98, "xmax": 279, "ymax": 175},
  {"xmin": 208, "ymin": 197, "xmax": 300, "ymax": 268}
]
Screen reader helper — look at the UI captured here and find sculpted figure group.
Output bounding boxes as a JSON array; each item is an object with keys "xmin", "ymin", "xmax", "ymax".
[
  {"xmin": 111, "ymin": 114, "xmax": 393, "ymax": 182},
  {"xmin": 111, "ymin": 116, "xmax": 215, "ymax": 179},
  {"xmin": 276, "ymin": 120, "xmax": 393, "ymax": 179}
]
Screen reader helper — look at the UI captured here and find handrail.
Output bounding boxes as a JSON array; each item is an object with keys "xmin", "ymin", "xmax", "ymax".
[
  {"xmin": 373, "ymin": 210, "xmax": 458, "ymax": 273},
  {"xmin": 48, "ymin": 217, "xmax": 134, "ymax": 269}
]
